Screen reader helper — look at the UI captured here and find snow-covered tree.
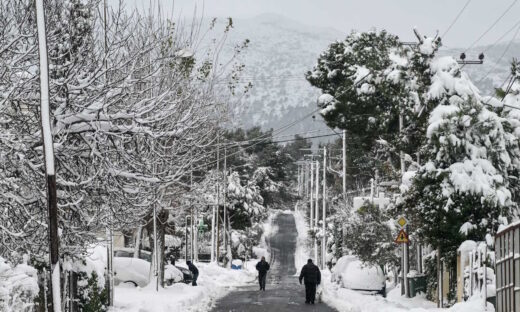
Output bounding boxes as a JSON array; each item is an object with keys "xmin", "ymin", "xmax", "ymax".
[
  {"xmin": 343, "ymin": 201, "xmax": 398, "ymax": 268},
  {"xmin": 399, "ymin": 55, "xmax": 520, "ymax": 263},
  {"xmin": 306, "ymin": 30, "xmax": 410, "ymax": 184},
  {"xmin": 0, "ymin": 0, "xmax": 246, "ymax": 299}
]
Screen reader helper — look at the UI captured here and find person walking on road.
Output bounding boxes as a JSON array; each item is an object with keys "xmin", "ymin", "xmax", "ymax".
[
  {"xmin": 256, "ymin": 256, "xmax": 270, "ymax": 291},
  {"xmin": 186, "ymin": 260, "xmax": 199, "ymax": 286},
  {"xmin": 299, "ymin": 258, "xmax": 321, "ymax": 304}
]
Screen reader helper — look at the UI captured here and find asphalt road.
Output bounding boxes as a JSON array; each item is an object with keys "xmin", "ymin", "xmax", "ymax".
[{"xmin": 211, "ymin": 213, "xmax": 337, "ymax": 312}]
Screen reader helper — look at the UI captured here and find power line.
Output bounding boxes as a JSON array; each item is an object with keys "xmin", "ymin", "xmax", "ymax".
[
  {"xmin": 215, "ymin": 127, "xmax": 337, "ymax": 148},
  {"xmin": 465, "ymin": 0, "xmax": 518, "ymax": 52},
  {"xmin": 478, "ymin": 24, "xmax": 520, "ymax": 84},
  {"xmin": 442, "ymin": 0, "xmax": 472, "ymax": 39},
  {"xmin": 483, "ymin": 18, "xmax": 520, "ymax": 54},
  {"xmin": 188, "ymin": 72, "xmax": 373, "ymax": 173},
  {"xmin": 251, "ymin": 132, "xmax": 338, "ymax": 145}
]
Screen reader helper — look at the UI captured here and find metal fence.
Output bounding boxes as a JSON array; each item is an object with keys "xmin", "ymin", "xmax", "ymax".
[{"xmin": 496, "ymin": 223, "xmax": 520, "ymax": 312}]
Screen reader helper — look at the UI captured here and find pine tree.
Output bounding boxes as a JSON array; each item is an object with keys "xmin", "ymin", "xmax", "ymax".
[{"xmin": 399, "ymin": 56, "xmax": 520, "ymax": 262}]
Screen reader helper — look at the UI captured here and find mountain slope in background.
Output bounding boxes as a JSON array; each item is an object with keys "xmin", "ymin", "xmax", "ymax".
[{"xmin": 219, "ymin": 14, "xmax": 515, "ymax": 140}]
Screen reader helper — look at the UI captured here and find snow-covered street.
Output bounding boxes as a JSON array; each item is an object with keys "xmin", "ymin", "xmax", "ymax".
[{"xmin": 109, "ymin": 211, "xmax": 491, "ymax": 312}]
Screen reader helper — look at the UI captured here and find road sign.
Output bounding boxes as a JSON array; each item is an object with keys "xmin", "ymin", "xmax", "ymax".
[
  {"xmin": 395, "ymin": 229, "xmax": 410, "ymax": 244},
  {"xmin": 198, "ymin": 220, "xmax": 208, "ymax": 233},
  {"xmin": 397, "ymin": 216, "xmax": 408, "ymax": 228}
]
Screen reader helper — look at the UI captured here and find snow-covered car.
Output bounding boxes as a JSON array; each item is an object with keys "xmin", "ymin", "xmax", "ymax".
[
  {"xmin": 174, "ymin": 265, "xmax": 193, "ymax": 284},
  {"xmin": 112, "ymin": 248, "xmax": 183, "ymax": 287},
  {"xmin": 332, "ymin": 255, "xmax": 386, "ymax": 297}
]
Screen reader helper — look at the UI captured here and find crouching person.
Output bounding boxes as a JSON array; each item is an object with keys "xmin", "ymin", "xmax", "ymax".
[{"xmin": 186, "ymin": 260, "xmax": 199, "ymax": 286}]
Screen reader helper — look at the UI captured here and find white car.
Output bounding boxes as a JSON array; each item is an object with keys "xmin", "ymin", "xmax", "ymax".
[
  {"xmin": 332, "ymin": 255, "xmax": 386, "ymax": 297},
  {"xmin": 113, "ymin": 248, "xmax": 183, "ymax": 287}
]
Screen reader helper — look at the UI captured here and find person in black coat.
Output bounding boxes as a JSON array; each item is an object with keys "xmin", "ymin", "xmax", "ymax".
[
  {"xmin": 299, "ymin": 258, "xmax": 321, "ymax": 304},
  {"xmin": 255, "ymin": 256, "xmax": 270, "ymax": 291},
  {"xmin": 186, "ymin": 261, "xmax": 199, "ymax": 286}
]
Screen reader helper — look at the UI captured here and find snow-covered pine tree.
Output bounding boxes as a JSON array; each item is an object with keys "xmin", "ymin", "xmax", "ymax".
[
  {"xmin": 400, "ymin": 54, "xmax": 520, "ymax": 264},
  {"xmin": 306, "ymin": 30, "xmax": 410, "ymax": 184}
]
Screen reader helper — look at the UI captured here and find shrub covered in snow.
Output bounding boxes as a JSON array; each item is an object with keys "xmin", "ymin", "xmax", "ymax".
[
  {"xmin": 0, "ymin": 256, "xmax": 39, "ymax": 312},
  {"xmin": 344, "ymin": 202, "xmax": 398, "ymax": 268}
]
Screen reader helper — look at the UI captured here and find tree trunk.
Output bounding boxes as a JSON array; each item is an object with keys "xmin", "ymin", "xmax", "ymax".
[
  {"xmin": 134, "ymin": 226, "xmax": 142, "ymax": 258},
  {"xmin": 146, "ymin": 210, "xmax": 169, "ymax": 288}
]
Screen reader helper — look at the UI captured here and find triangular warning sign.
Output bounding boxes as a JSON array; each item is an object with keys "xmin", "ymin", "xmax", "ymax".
[{"xmin": 394, "ymin": 229, "xmax": 410, "ymax": 244}]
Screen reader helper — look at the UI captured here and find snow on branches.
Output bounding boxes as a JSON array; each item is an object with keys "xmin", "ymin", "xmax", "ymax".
[{"xmin": 0, "ymin": 0, "xmax": 234, "ymax": 263}]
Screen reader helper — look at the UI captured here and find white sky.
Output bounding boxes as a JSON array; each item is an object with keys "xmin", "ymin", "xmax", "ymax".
[{"xmin": 113, "ymin": 0, "xmax": 520, "ymax": 49}]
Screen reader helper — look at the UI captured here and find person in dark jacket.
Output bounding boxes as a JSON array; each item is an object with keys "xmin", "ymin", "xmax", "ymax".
[
  {"xmin": 299, "ymin": 259, "xmax": 321, "ymax": 304},
  {"xmin": 255, "ymin": 256, "xmax": 270, "ymax": 291},
  {"xmin": 186, "ymin": 261, "xmax": 199, "ymax": 286}
]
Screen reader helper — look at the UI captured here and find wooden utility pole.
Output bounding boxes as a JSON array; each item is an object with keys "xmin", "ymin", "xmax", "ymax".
[{"xmin": 35, "ymin": 1, "xmax": 61, "ymax": 311}]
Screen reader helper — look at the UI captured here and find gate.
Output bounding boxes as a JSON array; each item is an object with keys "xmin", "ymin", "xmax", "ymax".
[{"xmin": 496, "ymin": 223, "xmax": 520, "ymax": 311}]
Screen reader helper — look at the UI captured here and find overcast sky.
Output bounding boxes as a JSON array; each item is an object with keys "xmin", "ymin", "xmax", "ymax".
[{"xmin": 114, "ymin": 0, "xmax": 520, "ymax": 49}]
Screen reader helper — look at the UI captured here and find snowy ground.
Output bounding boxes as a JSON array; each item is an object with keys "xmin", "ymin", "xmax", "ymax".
[
  {"xmin": 109, "ymin": 211, "xmax": 283, "ymax": 312},
  {"xmin": 291, "ymin": 204, "xmax": 494, "ymax": 312},
  {"xmin": 111, "ymin": 261, "xmax": 256, "ymax": 312},
  {"xmin": 322, "ymin": 276, "xmax": 493, "ymax": 312}
]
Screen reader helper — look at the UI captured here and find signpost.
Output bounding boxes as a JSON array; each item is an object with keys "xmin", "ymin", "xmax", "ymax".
[
  {"xmin": 397, "ymin": 216, "xmax": 408, "ymax": 228},
  {"xmin": 396, "ymin": 215, "xmax": 410, "ymax": 297},
  {"xmin": 394, "ymin": 229, "xmax": 410, "ymax": 244}
]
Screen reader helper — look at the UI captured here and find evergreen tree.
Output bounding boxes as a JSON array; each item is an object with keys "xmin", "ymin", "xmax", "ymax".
[
  {"xmin": 344, "ymin": 202, "xmax": 398, "ymax": 268},
  {"xmin": 399, "ymin": 56, "xmax": 520, "ymax": 263},
  {"xmin": 306, "ymin": 30, "xmax": 408, "ymax": 183}
]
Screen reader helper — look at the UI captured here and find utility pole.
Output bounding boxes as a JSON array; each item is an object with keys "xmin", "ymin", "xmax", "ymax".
[
  {"xmin": 211, "ymin": 136, "xmax": 220, "ymax": 263},
  {"xmin": 399, "ymin": 113, "xmax": 410, "ymax": 297},
  {"xmin": 102, "ymin": 0, "xmax": 114, "ymax": 305},
  {"xmin": 191, "ymin": 159, "xmax": 198, "ymax": 262},
  {"xmin": 314, "ymin": 160, "xmax": 319, "ymax": 263},
  {"xmin": 223, "ymin": 148, "xmax": 228, "ymax": 266},
  {"xmin": 322, "ymin": 147, "xmax": 327, "ymax": 269},
  {"xmin": 342, "ymin": 129, "xmax": 346, "ymax": 197},
  {"xmin": 299, "ymin": 164, "xmax": 303, "ymax": 197},
  {"xmin": 106, "ymin": 206, "xmax": 114, "ymax": 304},
  {"xmin": 310, "ymin": 162, "xmax": 314, "ymax": 232},
  {"xmin": 211, "ymin": 184, "xmax": 216, "ymax": 263},
  {"xmin": 185, "ymin": 216, "xmax": 189, "ymax": 260},
  {"xmin": 190, "ymin": 164, "xmax": 194, "ymax": 261},
  {"xmin": 303, "ymin": 163, "xmax": 306, "ymax": 197},
  {"xmin": 216, "ymin": 136, "xmax": 220, "ymax": 263},
  {"xmin": 153, "ymin": 185, "xmax": 159, "ymax": 291},
  {"xmin": 35, "ymin": 1, "xmax": 61, "ymax": 311}
]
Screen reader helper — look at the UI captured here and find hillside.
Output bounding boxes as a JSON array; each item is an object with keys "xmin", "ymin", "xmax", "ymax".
[{"xmin": 218, "ymin": 14, "xmax": 515, "ymax": 139}]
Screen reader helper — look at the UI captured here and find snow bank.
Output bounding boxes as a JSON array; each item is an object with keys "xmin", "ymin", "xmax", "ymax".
[
  {"xmin": 338, "ymin": 259, "xmax": 385, "ymax": 291},
  {"xmin": 292, "ymin": 206, "xmax": 310, "ymax": 274},
  {"xmin": 0, "ymin": 256, "xmax": 39, "ymax": 312},
  {"xmin": 112, "ymin": 262, "xmax": 255, "ymax": 312},
  {"xmin": 253, "ymin": 210, "xmax": 280, "ymax": 260},
  {"xmin": 323, "ymin": 275, "xmax": 493, "ymax": 312}
]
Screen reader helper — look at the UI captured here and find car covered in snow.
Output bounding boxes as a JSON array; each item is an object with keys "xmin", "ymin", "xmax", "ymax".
[
  {"xmin": 112, "ymin": 248, "xmax": 185, "ymax": 287},
  {"xmin": 331, "ymin": 255, "xmax": 386, "ymax": 297}
]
